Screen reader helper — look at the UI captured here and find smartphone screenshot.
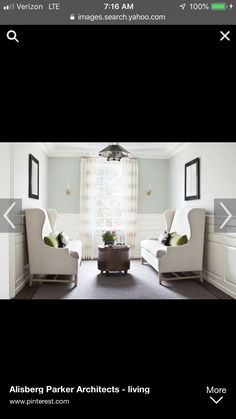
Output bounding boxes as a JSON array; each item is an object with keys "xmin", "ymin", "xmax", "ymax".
[{"xmin": 0, "ymin": 0, "xmax": 235, "ymax": 414}]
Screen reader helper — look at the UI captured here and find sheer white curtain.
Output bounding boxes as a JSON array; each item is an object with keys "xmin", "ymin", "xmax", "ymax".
[
  {"xmin": 122, "ymin": 158, "xmax": 138, "ymax": 258},
  {"xmin": 80, "ymin": 158, "xmax": 97, "ymax": 260},
  {"xmin": 80, "ymin": 157, "xmax": 138, "ymax": 260}
]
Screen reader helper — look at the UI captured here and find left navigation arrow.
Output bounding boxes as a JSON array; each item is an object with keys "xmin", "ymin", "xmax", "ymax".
[{"xmin": 3, "ymin": 202, "xmax": 16, "ymax": 229}]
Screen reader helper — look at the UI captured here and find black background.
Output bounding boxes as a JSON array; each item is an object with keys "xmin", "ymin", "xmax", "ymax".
[
  {"xmin": 1, "ymin": 300, "xmax": 235, "ymax": 413},
  {"xmin": 0, "ymin": 24, "xmax": 235, "ymax": 413},
  {"xmin": 0, "ymin": 25, "xmax": 235, "ymax": 139}
]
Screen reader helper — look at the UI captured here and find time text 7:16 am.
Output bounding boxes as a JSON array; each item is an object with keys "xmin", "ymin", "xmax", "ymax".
[{"xmin": 104, "ymin": 3, "xmax": 134, "ymax": 10}]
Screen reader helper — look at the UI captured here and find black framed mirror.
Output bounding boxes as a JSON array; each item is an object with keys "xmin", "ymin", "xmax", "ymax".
[
  {"xmin": 184, "ymin": 157, "xmax": 200, "ymax": 201},
  {"xmin": 29, "ymin": 154, "xmax": 39, "ymax": 199}
]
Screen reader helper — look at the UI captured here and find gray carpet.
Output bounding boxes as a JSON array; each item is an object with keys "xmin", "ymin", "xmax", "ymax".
[{"xmin": 32, "ymin": 260, "xmax": 219, "ymax": 300}]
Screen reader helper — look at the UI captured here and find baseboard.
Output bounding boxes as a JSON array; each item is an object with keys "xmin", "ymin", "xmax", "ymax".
[
  {"xmin": 15, "ymin": 272, "xmax": 30, "ymax": 295},
  {"xmin": 203, "ymin": 270, "xmax": 236, "ymax": 299}
]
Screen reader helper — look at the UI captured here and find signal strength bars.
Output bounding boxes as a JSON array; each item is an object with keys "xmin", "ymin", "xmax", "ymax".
[{"xmin": 3, "ymin": 3, "xmax": 15, "ymax": 10}]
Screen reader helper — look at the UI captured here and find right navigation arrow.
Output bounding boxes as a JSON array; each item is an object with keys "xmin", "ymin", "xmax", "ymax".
[
  {"xmin": 210, "ymin": 396, "xmax": 223, "ymax": 404},
  {"xmin": 220, "ymin": 202, "xmax": 232, "ymax": 229}
]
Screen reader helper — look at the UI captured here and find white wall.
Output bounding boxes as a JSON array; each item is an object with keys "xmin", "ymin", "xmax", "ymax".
[
  {"xmin": 13, "ymin": 142, "xmax": 48, "ymax": 210},
  {"xmin": 13, "ymin": 143, "xmax": 48, "ymax": 296},
  {"xmin": 0, "ymin": 143, "xmax": 11, "ymax": 298},
  {"xmin": 168, "ymin": 142, "xmax": 236, "ymax": 214}
]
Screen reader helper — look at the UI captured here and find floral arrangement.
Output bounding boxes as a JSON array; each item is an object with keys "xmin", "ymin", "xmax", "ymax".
[{"xmin": 102, "ymin": 230, "xmax": 117, "ymax": 244}]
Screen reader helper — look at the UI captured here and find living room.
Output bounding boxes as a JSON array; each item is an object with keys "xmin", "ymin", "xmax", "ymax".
[{"xmin": 0, "ymin": 141, "xmax": 235, "ymax": 300}]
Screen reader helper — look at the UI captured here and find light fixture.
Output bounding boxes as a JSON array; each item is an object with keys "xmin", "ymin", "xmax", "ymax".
[
  {"xmin": 66, "ymin": 182, "xmax": 71, "ymax": 195},
  {"xmin": 146, "ymin": 182, "xmax": 152, "ymax": 196},
  {"xmin": 98, "ymin": 142, "xmax": 130, "ymax": 161}
]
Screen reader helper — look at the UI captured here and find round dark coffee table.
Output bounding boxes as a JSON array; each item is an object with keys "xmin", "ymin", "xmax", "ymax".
[{"xmin": 97, "ymin": 245, "xmax": 130, "ymax": 275}]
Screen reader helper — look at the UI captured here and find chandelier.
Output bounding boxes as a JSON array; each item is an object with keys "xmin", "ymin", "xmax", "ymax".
[{"xmin": 98, "ymin": 142, "xmax": 130, "ymax": 161}]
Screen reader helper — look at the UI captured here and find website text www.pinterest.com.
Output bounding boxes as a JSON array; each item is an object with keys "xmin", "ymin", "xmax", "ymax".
[
  {"xmin": 9, "ymin": 399, "xmax": 70, "ymax": 406},
  {"xmin": 77, "ymin": 13, "xmax": 166, "ymax": 22},
  {"xmin": 8, "ymin": 385, "xmax": 151, "ymax": 406}
]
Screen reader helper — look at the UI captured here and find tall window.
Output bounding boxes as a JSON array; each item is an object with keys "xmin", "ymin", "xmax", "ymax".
[
  {"xmin": 95, "ymin": 160, "xmax": 125, "ymax": 238},
  {"xmin": 80, "ymin": 157, "xmax": 138, "ymax": 259}
]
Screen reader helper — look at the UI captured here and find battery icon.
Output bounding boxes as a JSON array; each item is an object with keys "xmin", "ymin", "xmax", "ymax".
[{"xmin": 210, "ymin": 3, "xmax": 227, "ymax": 10}]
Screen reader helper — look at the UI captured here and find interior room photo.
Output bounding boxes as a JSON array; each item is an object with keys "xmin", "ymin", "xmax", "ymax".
[{"xmin": 0, "ymin": 141, "xmax": 235, "ymax": 300}]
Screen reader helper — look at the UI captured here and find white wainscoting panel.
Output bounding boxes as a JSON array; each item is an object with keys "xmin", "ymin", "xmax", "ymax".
[
  {"xmin": 225, "ymin": 246, "xmax": 236, "ymax": 285},
  {"xmin": 203, "ymin": 216, "xmax": 236, "ymax": 299},
  {"xmin": 204, "ymin": 239, "xmax": 222, "ymax": 278},
  {"xmin": 135, "ymin": 214, "xmax": 165, "ymax": 258},
  {"xmin": 56, "ymin": 214, "xmax": 80, "ymax": 240},
  {"xmin": 14, "ymin": 218, "xmax": 30, "ymax": 295},
  {"xmin": 56, "ymin": 213, "xmax": 165, "ymax": 259}
]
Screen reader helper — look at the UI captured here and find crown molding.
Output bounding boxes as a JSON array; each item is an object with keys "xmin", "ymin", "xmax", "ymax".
[
  {"xmin": 167, "ymin": 142, "xmax": 192, "ymax": 158},
  {"xmin": 38, "ymin": 142, "xmax": 189, "ymax": 159},
  {"xmin": 37, "ymin": 142, "xmax": 54, "ymax": 155}
]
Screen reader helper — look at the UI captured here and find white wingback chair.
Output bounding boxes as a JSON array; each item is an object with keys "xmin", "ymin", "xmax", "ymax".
[
  {"xmin": 141, "ymin": 208, "xmax": 205, "ymax": 285},
  {"xmin": 25, "ymin": 208, "xmax": 82, "ymax": 286}
]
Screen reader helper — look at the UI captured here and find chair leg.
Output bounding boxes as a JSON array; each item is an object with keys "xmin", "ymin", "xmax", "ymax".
[
  {"xmin": 29, "ymin": 275, "xmax": 33, "ymax": 287},
  {"xmin": 141, "ymin": 257, "xmax": 145, "ymax": 265},
  {"xmin": 200, "ymin": 271, "xmax": 204, "ymax": 283},
  {"xmin": 74, "ymin": 275, "xmax": 78, "ymax": 287},
  {"xmin": 159, "ymin": 272, "xmax": 163, "ymax": 286}
]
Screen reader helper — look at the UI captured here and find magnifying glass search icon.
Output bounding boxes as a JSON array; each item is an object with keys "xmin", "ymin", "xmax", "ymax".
[{"xmin": 7, "ymin": 30, "xmax": 19, "ymax": 43}]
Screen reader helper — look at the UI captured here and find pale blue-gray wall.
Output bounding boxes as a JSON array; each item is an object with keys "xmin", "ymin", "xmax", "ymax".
[
  {"xmin": 47, "ymin": 145, "xmax": 236, "ymax": 215},
  {"xmin": 48, "ymin": 158, "xmax": 168, "ymax": 214},
  {"xmin": 138, "ymin": 159, "xmax": 168, "ymax": 213},
  {"xmin": 48, "ymin": 158, "xmax": 80, "ymax": 213}
]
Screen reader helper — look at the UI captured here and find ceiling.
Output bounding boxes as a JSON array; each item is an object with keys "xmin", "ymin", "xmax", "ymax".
[{"xmin": 40, "ymin": 142, "xmax": 189, "ymax": 159}]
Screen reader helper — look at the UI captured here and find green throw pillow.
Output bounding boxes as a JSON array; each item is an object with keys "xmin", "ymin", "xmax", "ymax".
[
  {"xmin": 44, "ymin": 235, "xmax": 59, "ymax": 248},
  {"xmin": 169, "ymin": 232, "xmax": 188, "ymax": 246}
]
